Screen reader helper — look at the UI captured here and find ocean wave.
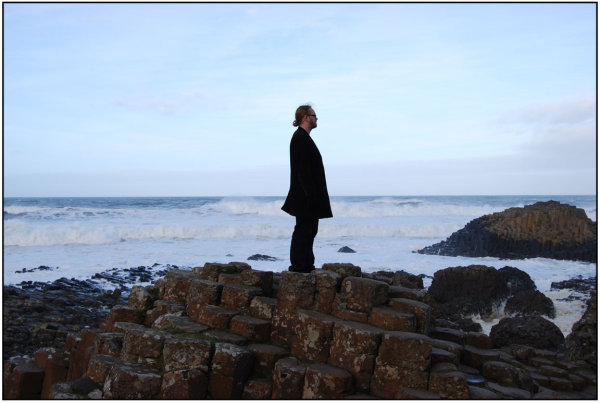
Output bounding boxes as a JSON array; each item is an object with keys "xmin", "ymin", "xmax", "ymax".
[
  {"xmin": 3, "ymin": 219, "xmax": 462, "ymax": 247},
  {"xmin": 4, "ymin": 197, "xmax": 596, "ymax": 221}
]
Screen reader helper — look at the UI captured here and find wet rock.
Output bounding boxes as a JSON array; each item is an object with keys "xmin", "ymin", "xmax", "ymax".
[
  {"xmin": 247, "ymin": 254, "xmax": 279, "ymax": 261},
  {"xmin": 3, "ymin": 279, "xmax": 126, "ymax": 361},
  {"xmin": 392, "ymin": 270, "xmax": 425, "ymax": 289},
  {"xmin": 338, "ymin": 246, "xmax": 356, "ymax": 253},
  {"xmin": 417, "ymin": 201, "xmax": 597, "ymax": 262},
  {"xmin": 565, "ymin": 290, "xmax": 597, "ymax": 368},
  {"xmin": 551, "ymin": 276, "xmax": 597, "ymax": 293},
  {"xmin": 498, "ymin": 266, "xmax": 537, "ymax": 294},
  {"xmin": 272, "ymin": 357, "xmax": 307, "ymax": 399},
  {"xmin": 428, "ymin": 265, "xmax": 510, "ymax": 318},
  {"xmin": 505, "ymin": 290, "xmax": 556, "ymax": 318},
  {"xmin": 490, "ymin": 316, "xmax": 565, "ymax": 350}
]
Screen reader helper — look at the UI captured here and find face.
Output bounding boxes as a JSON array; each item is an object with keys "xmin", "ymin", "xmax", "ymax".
[{"xmin": 307, "ymin": 108, "xmax": 318, "ymax": 129}]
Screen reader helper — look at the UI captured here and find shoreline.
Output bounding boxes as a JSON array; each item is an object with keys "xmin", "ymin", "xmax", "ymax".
[{"xmin": 3, "ymin": 262, "xmax": 595, "ymax": 362}]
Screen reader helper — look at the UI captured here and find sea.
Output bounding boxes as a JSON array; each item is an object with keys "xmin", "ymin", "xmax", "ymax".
[{"xmin": 3, "ymin": 195, "xmax": 596, "ymax": 335}]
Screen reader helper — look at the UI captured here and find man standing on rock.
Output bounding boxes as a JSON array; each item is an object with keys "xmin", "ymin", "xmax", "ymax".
[{"xmin": 282, "ymin": 104, "xmax": 333, "ymax": 273}]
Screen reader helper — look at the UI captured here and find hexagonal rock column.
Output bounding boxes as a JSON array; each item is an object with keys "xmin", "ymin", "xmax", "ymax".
[
  {"xmin": 103, "ymin": 305, "xmax": 143, "ymax": 331},
  {"xmin": 209, "ymin": 343, "xmax": 255, "ymax": 399},
  {"xmin": 291, "ymin": 309, "xmax": 338, "ymax": 362},
  {"xmin": 40, "ymin": 351, "xmax": 70, "ymax": 399},
  {"xmin": 271, "ymin": 272, "xmax": 316, "ymax": 345},
  {"xmin": 152, "ymin": 313, "xmax": 209, "ymax": 334},
  {"xmin": 248, "ymin": 344, "xmax": 289, "ymax": 377},
  {"xmin": 87, "ymin": 354, "xmax": 123, "ymax": 385},
  {"xmin": 162, "ymin": 337, "xmax": 213, "ymax": 373},
  {"xmin": 428, "ymin": 363, "xmax": 470, "ymax": 399},
  {"xmin": 339, "ymin": 277, "xmax": 390, "ymax": 313},
  {"xmin": 321, "ymin": 263, "xmax": 362, "ymax": 277},
  {"xmin": 249, "ymin": 296, "xmax": 277, "ymax": 319},
  {"xmin": 3, "ymin": 360, "xmax": 45, "ymax": 399},
  {"xmin": 369, "ymin": 306, "xmax": 416, "ymax": 332},
  {"xmin": 120, "ymin": 324, "xmax": 173, "ymax": 368},
  {"xmin": 370, "ymin": 331, "xmax": 433, "ymax": 398},
  {"xmin": 128, "ymin": 285, "xmax": 155, "ymax": 310},
  {"xmin": 462, "ymin": 345, "xmax": 500, "ymax": 370},
  {"xmin": 241, "ymin": 269, "xmax": 274, "ymax": 296},
  {"xmin": 144, "ymin": 300, "xmax": 185, "ymax": 327},
  {"xmin": 67, "ymin": 328, "xmax": 99, "ymax": 381},
  {"xmin": 230, "ymin": 315, "xmax": 272, "ymax": 343},
  {"xmin": 161, "ymin": 270, "xmax": 198, "ymax": 301},
  {"xmin": 302, "ymin": 363, "xmax": 353, "ymax": 398},
  {"xmin": 243, "ymin": 378, "xmax": 273, "ymax": 399},
  {"xmin": 185, "ymin": 279, "xmax": 223, "ymax": 319},
  {"xmin": 159, "ymin": 368, "xmax": 208, "ymax": 399},
  {"xmin": 328, "ymin": 320, "xmax": 383, "ymax": 392},
  {"xmin": 221, "ymin": 284, "xmax": 264, "ymax": 314},
  {"xmin": 94, "ymin": 332, "xmax": 124, "ymax": 356},
  {"xmin": 388, "ymin": 297, "xmax": 433, "ymax": 335},
  {"xmin": 313, "ymin": 269, "xmax": 342, "ymax": 314},
  {"xmin": 197, "ymin": 304, "xmax": 238, "ymax": 329},
  {"xmin": 272, "ymin": 357, "xmax": 308, "ymax": 399},
  {"xmin": 195, "ymin": 262, "xmax": 246, "ymax": 282},
  {"xmin": 102, "ymin": 361, "xmax": 162, "ymax": 399}
]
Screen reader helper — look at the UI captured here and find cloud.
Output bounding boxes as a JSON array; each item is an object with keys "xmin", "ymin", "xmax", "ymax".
[
  {"xmin": 494, "ymin": 96, "xmax": 596, "ymax": 170},
  {"xmin": 501, "ymin": 96, "xmax": 596, "ymax": 127},
  {"xmin": 110, "ymin": 90, "xmax": 229, "ymax": 116}
]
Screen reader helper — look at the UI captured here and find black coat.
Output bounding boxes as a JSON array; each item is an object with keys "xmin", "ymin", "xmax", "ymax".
[{"xmin": 282, "ymin": 128, "xmax": 333, "ymax": 219}]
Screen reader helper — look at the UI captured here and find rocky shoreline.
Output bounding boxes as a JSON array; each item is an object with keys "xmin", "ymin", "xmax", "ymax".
[
  {"xmin": 3, "ymin": 262, "xmax": 597, "ymax": 399},
  {"xmin": 3, "ymin": 262, "xmax": 595, "ymax": 364},
  {"xmin": 3, "ymin": 264, "xmax": 181, "ymax": 361}
]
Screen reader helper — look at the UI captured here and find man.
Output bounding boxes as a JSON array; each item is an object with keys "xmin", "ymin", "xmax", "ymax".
[{"xmin": 282, "ymin": 105, "xmax": 333, "ymax": 273}]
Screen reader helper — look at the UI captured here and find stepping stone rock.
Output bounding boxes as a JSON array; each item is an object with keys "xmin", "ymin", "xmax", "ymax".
[
  {"xmin": 242, "ymin": 378, "xmax": 273, "ymax": 399},
  {"xmin": 272, "ymin": 357, "xmax": 307, "ymax": 399},
  {"xmin": 249, "ymin": 296, "xmax": 276, "ymax": 319},
  {"xmin": 340, "ymin": 277, "xmax": 389, "ymax": 313},
  {"xmin": 248, "ymin": 344, "xmax": 289, "ymax": 377},
  {"xmin": 160, "ymin": 368, "xmax": 208, "ymax": 399},
  {"xmin": 103, "ymin": 361, "xmax": 162, "ymax": 399},
  {"xmin": 321, "ymin": 263, "xmax": 361, "ymax": 277},
  {"xmin": 197, "ymin": 305, "xmax": 238, "ymax": 329},
  {"xmin": 302, "ymin": 363, "xmax": 353, "ymax": 399},
  {"xmin": 369, "ymin": 306, "xmax": 415, "ymax": 331},
  {"xmin": 291, "ymin": 309, "xmax": 338, "ymax": 362},
  {"xmin": 209, "ymin": 343, "xmax": 254, "ymax": 399},
  {"xmin": 428, "ymin": 369, "xmax": 470, "ymax": 399},
  {"xmin": 163, "ymin": 337, "xmax": 213, "ymax": 372},
  {"xmin": 185, "ymin": 279, "xmax": 223, "ymax": 319},
  {"xmin": 230, "ymin": 315, "xmax": 271, "ymax": 343}
]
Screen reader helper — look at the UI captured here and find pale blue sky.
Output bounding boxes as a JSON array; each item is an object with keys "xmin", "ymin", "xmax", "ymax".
[{"xmin": 4, "ymin": 3, "xmax": 596, "ymax": 196}]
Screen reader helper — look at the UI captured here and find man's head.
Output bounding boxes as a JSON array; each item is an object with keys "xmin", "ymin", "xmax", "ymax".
[{"xmin": 293, "ymin": 104, "xmax": 317, "ymax": 132}]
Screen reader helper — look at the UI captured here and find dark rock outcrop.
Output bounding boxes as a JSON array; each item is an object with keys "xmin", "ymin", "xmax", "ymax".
[
  {"xmin": 417, "ymin": 201, "xmax": 597, "ymax": 262},
  {"xmin": 337, "ymin": 246, "xmax": 356, "ymax": 253},
  {"xmin": 2, "ymin": 280, "xmax": 125, "ymax": 361},
  {"xmin": 565, "ymin": 290, "xmax": 597, "ymax": 368},
  {"xmin": 247, "ymin": 254, "xmax": 279, "ymax": 261},
  {"xmin": 426, "ymin": 265, "xmax": 556, "ymax": 333},
  {"xmin": 552, "ymin": 276, "xmax": 597, "ymax": 293},
  {"xmin": 505, "ymin": 290, "xmax": 556, "ymax": 318},
  {"xmin": 489, "ymin": 316, "xmax": 565, "ymax": 350},
  {"xmin": 428, "ymin": 265, "xmax": 536, "ymax": 318}
]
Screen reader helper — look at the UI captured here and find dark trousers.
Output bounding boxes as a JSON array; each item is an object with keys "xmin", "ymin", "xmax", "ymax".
[{"xmin": 289, "ymin": 217, "xmax": 319, "ymax": 273}]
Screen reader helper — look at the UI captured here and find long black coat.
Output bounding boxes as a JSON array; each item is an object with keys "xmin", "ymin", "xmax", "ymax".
[{"xmin": 282, "ymin": 128, "xmax": 333, "ymax": 219}]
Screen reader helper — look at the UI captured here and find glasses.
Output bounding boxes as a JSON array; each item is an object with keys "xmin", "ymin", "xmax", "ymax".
[{"xmin": 308, "ymin": 114, "xmax": 317, "ymax": 118}]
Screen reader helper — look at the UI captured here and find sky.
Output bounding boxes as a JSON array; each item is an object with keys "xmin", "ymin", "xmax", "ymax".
[{"xmin": 3, "ymin": 2, "xmax": 597, "ymax": 197}]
